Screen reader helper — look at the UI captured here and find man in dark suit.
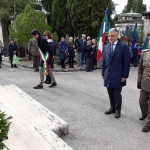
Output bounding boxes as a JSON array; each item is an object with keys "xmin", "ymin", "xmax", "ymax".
[
  {"xmin": 102, "ymin": 28, "xmax": 130, "ymax": 118},
  {"xmin": 31, "ymin": 29, "xmax": 55, "ymax": 89},
  {"xmin": 77, "ymin": 34, "xmax": 87, "ymax": 68}
]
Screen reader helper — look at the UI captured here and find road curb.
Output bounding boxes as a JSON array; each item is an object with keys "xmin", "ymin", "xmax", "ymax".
[{"xmin": 2, "ymin": 57, "xmax": 86, "ymax": 72}]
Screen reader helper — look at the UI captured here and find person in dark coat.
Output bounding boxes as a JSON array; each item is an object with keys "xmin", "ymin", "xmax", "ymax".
[
  {"xmin": 132, "ymin": 44, "xmax": 139, "ymax": 67},
  {"xmin": 68, "ymin": 37, "xmax": 75, "ymax": 68},
  {"xmin": 92, "ymin": 39, "xmax": 98, "ymax": 70},
  {"xmin": 77, "ymin": 34, "xmax": 87, "ymax": 68},
  {"xmin": 8, "ymin": 39, "xmax": 18, "ymax": 68},
  {"xmin": 58, "ymin": 37, "xmax": 68, "ymax": 69},
  {"xmin": 31, "ymin": 29, "xmax": 57, "ymax": 89},
  {"xmin": 43, "ymin": 31, "xmax": 57, "ymax": 85},
  {"xmin": 102, "ymin": 28, "xmax": 130, "ymax": 118},
  {"xmin": 85, "ymin": 40, "xmax": 93, "ymax": 72}
]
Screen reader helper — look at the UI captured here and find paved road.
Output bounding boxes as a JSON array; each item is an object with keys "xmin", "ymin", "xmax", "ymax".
[{"xmin": 0, "ymin": 63, "xmax": 150, "ymax": 150}]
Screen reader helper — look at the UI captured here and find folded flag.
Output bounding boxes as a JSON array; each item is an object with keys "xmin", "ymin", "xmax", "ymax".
[
  {"xmin": 131, "ymin": 23, "xmax": 137, "ymax": 49},
  {"xmin": 124, "ymin": 26, "xmax": 129, "ymax": 41}
]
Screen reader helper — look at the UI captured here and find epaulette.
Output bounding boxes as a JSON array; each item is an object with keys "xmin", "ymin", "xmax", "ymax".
[{"xmin": 141, "ymin": 49, "xmax": 150, "ymax": 52}]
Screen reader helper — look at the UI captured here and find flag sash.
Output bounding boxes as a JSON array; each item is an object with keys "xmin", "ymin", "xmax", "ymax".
[{"xmin": 38, "ymin": 48, "xmax": 49, "ymax": 75}]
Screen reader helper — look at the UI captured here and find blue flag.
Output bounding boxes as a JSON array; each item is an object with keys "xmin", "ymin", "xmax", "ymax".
[
  {"xmin": 131, "ymin": 23, "xmax": 137, "ymax": 49},
  {"xmin": 124, "ymin": 26, "xmax": 129, "ymax": 40}
]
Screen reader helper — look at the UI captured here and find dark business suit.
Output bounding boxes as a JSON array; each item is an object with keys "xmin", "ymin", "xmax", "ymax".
[{"xmin": 102, "ymin": 40, "xmax": 130, "ymax": 112}]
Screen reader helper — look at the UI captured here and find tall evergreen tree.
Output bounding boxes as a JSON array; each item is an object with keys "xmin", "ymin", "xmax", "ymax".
[
  {"xmin": 122, "ymin": 0, "xmax": 146, "ymax": 13},
  {"xmin": 67, "ymin": 0, "xmax": 114, "ymax": 37},
  {"xmin": 122, "ymin": 0, "xmax": 134, "ymax": 13},
  {"xmin": 50, "ymin": 0, "xmax": 114, "ymax": 38},
  {"xmin": 41, "ymin": 0, "xmax": 54, "ymax": 25},
  {"xmin": 9, "ymin": 4, "xmax": 53, "ymax": 47},
  {"xmin": 51, "ymin": 0, "xmax": 72, "ymax": 37},
  {"xmin": 0, "ymin": 0, "xmax": 36, "ymax": 32},
  {"xmin": 136, "ymin": 0, "xmax": 143, "ymax": 13}
]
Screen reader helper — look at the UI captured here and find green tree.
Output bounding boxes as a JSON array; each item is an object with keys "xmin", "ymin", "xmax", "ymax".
[
  {"xmin": 67, "ymin": 0, "xmax": 114, "ymax": 38},
  {"xmin": 122, "ymin": 0, "xmax": 146, "ymax": 13},
  {"xmin": 0, "ymin": 0, "xmax": 35, "ymax": 27},
  {"xmin": 51, "ymin": 0, "xmax": 72, "ymax": 37},
  {"xmin": 136, "ymin": 0, "xmax": 143, "ymax": 13},
  {"xmin": 0, "ymin": 111, "xmax": 11, "ymax": 150},
  {"xmin": 122, "ymin": 0, "xmax": 134, "ymax": 13},
  {"xmin": 41, "ymin": 0, "xmax": 54, "ymax": 25},
  {"xmin": 9, "ymin": 4, "xmax": 54, "ymax": 47}
]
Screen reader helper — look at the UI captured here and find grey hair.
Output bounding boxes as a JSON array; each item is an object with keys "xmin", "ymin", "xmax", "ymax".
[{"xmin": 109, "ymin": 28, "xmax": 119, "ymax": 35}]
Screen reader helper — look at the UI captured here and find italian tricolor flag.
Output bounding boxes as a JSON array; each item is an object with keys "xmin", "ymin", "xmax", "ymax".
[
  {"xmin": 97, "ymin": 10, "xmax": 109, "ymax": 61},
  {"xmin": 39, "ymin": 48, "xmax": 50, "ymax": 75}
]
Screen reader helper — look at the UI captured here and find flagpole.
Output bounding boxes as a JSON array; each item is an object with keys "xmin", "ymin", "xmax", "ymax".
[{"xmin": 97, "ymin": 10, "xmax": 109, "ymax": 69}]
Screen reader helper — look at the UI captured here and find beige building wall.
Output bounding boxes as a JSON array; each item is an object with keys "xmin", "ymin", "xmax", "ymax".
[{"xmin": 143, "ymin": 18, "xmax": 150, "ymax": 39}]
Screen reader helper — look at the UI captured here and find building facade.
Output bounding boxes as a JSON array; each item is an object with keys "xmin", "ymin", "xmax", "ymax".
[
  {"xmin": 142, "ymin": 12, "xmax": 150, "ymax": 39},
  {"xmin": 115, "ymin": 12, "xmax": 143, "ymax": 37}
]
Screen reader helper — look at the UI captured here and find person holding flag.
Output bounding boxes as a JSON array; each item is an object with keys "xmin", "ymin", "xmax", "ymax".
[{"xmin": 31, "ymin": 29, "xmax": 56, "ymax": 89}]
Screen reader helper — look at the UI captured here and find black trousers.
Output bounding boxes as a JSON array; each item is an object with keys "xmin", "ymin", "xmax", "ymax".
[
  {"xmin": 60, "ymin": 59, "xmax": 65, "ymax": 68},
  {"xmin": 0, "ymin": 53, "xmax": 2, "ymax": 64},
  {"xmin": 69, "ymin": 56, "xmax": 74, "ymax": 68},
  {"xmin": 86, "ymin": 57, "xmax": 92, "ymax": 71},
  {"xmin": 107, "ymin": 88, "xmax": 122, "ymax": 111}
]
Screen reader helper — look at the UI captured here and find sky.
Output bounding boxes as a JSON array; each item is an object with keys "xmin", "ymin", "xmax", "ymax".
[{"xmin": 113, "ymin": 0, "xmax": 150, "ymax": 14}]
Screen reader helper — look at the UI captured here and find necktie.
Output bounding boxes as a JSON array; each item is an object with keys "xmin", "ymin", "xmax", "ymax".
[{"xmin": 111, "ymin": 44, "xmax": 114, "ymax": 54}]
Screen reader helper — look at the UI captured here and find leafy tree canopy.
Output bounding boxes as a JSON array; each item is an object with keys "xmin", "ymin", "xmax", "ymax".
[
  {"xmin": 9, "ymin": 4, "xmax": 57, "ymax": 47},
  {"xmin": 122, "ymin": 0, "xmax": 146, "ymax": 13},
  {"xmin": 42, "ymin": 0, "xmax": 114, "ymax": 38}
]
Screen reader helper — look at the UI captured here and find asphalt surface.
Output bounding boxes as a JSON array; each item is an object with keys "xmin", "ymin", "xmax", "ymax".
[{"xmin": 0, "ymin": 63, "xmax": 150, "ymax": 150}]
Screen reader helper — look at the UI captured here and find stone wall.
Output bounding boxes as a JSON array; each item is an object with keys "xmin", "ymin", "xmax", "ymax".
[{"xmin": 143, "ymin": 18, "xmax": 150, "ymax": 39}]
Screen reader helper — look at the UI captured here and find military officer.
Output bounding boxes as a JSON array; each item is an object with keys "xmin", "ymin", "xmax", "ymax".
[{"xmin": 137, "ymin": 33, "xmax": 150, "ymax": 132}]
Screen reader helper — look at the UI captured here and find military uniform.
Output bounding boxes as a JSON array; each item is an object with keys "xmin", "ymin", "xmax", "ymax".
[
  {"xmin": 138, "ymin": 49, "xmax": 150, "ymax": 128},
  {"xmin": 28, "ymin": 38, "xmax": 40, "ymax": 71}
]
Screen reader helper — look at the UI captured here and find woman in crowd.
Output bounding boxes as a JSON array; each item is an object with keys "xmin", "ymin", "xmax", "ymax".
[
  {"xmin": 68, "ymin": 37, "xmax": 75, "ymax": 68},
  {"xmin": 91, "ymin": 39, "xmax": 97, "ymax": 70},
  {"xmin": 43, "ymin": 31, "xmax": 57, "ymax": 87},
  {"xmin": 58, "ymin": 37, "xmax": 68, "ymax": 69}
]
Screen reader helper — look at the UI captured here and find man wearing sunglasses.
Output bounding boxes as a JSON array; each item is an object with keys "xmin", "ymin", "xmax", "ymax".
[{"xmin": 31, "ymin": 29, "xmax": 53, "ymax": 89}]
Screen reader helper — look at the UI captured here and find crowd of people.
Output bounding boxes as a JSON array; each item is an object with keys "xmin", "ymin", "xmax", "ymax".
[
  {"xmin": 128, "ymin": 43, "xmax": 143, "ymax": 67},
  {"xmin": 0, "ymin": 28, "xmax": 150, "ymax": 133},
  {"xmin": 29, "ymin": 33, "xmax": 98, "ymax": 72},
  {"xmin": 56, "ymin": 34, "xmax": 98, "ymax": 72}
]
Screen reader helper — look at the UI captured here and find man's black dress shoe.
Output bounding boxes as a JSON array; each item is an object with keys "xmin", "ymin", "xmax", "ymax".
[
  {"xmin": 33, "ymin": 84, "xmax": 43, "ymax": 89},
  {"xmin": 114, "ymin": 111, "xmax": 121, "ymax": 118},
  {"xmin": 142, "ymin": 126, "xmax": 150, "ymax": 132},
  {"xmin": 139, "ymin": 116, "xmax": 147, "ymax": 120},
  {"xmin": 105, "ymin": 109, "xmax": 115, "ymax": 115}
]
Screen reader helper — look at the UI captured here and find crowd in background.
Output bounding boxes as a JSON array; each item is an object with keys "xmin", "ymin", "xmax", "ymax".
[{"xmin": 0, "ymin": 33, "xmax": 146, "ymax": 71}]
